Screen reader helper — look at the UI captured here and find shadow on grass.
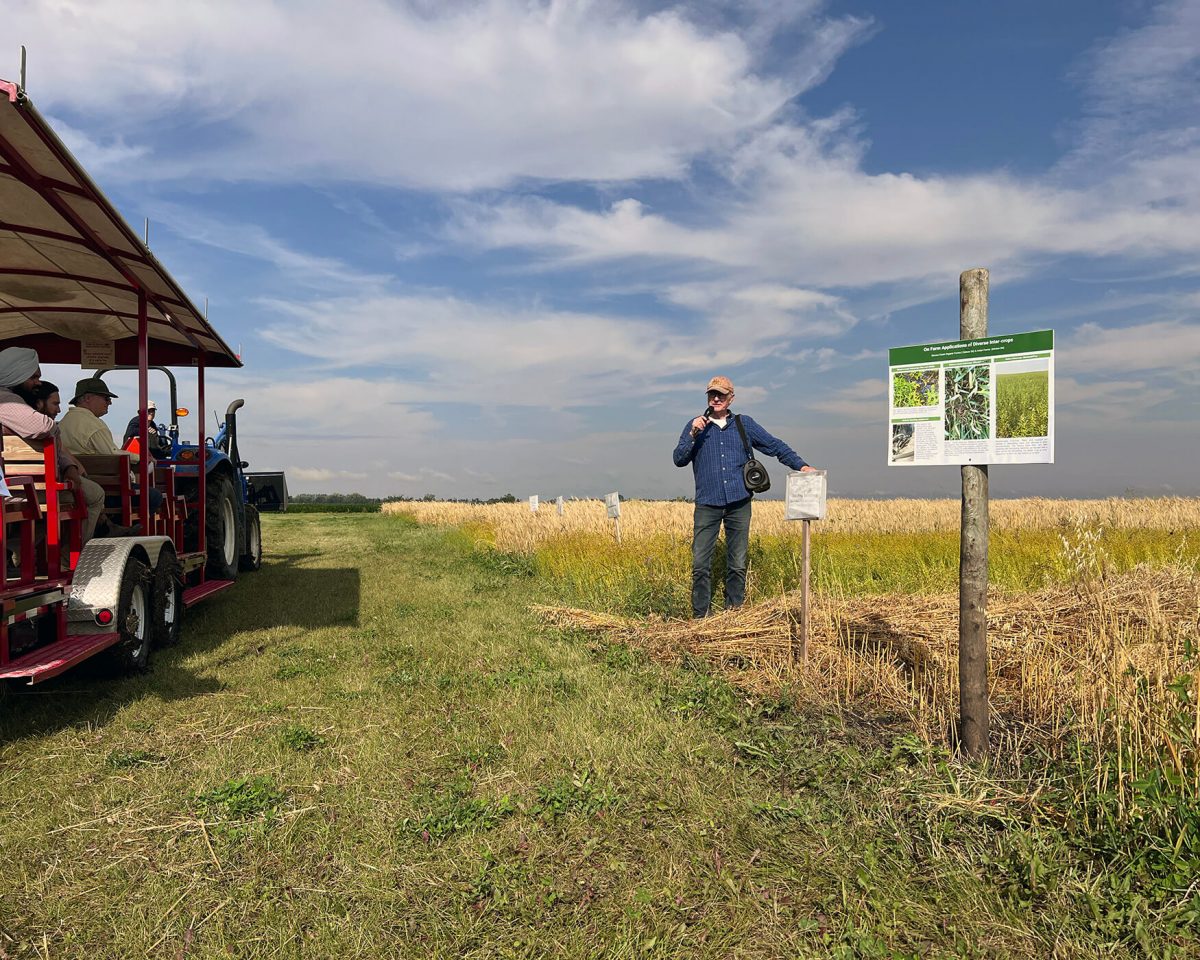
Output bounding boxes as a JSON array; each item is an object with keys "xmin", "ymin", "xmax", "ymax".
[{"xmin": 0, "ymin": 553, "xmax": 361, "ymax": 743}]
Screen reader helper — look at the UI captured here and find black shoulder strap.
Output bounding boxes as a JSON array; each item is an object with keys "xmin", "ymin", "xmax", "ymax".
[{"xmin": 734, "ymin": 415, "xmax": 752, "ymax": 458}]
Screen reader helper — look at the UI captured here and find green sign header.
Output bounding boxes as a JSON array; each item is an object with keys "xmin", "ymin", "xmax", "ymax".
[{"xmin": 888, "ymin": 329, "xmax": 1053, "ymax": 367}]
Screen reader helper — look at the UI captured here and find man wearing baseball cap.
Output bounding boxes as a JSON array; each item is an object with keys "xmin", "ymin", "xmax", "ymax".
[
  {"xmin": 123, "ymin": 398, "xmax": 171, "ymax": 457},
  {"xmin": 673, "ymin": 375, "xmax": 815, "ymax": 618}
]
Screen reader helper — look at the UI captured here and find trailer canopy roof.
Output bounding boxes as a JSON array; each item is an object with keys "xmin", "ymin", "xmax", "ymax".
[{"xmin": 0, "ymin": 80, "xmax": 241, "ymax": 369}]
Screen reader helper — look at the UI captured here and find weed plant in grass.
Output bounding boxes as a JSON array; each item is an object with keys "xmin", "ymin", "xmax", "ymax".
[
  {"xmin": 891, "ymin": 368, "xmax": 938, "ymax": 407},
  {"xmin": 944, "ymin": 364, "xmax": 990, "ymax": 440}
]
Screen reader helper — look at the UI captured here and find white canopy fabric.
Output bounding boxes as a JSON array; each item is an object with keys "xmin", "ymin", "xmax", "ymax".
[{"xmin": 0, "ymin": 78, "xmax": 241, "ymax": 369}]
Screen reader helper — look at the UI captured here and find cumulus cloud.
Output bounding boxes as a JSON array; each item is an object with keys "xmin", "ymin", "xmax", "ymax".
[
  {"xmin": 256, "ymin": 285, "xmax": 855, "ymax": 408},
  {"xmin": 10, "ymin": 0, "xmax": 869, "ymax": 190},
  {"xmin": 1058, "ymin": 319, "xmax": 1200, "ymax": 375},
  {"xmin": 289, "ymin": 467, "xmax": 368, "ymax": 482},
  {"xmin": 449, "ymin": 117, "xmax": 1200, "ymax": 288}
]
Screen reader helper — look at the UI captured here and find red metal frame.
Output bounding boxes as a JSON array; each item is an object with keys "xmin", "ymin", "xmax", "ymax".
[{"xmin": 0, "ymin": 78, "xmax": 245, "ymax": 683}]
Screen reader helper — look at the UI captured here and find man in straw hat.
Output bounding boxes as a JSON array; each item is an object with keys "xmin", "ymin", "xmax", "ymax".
[
  {"xmin": 60, "ymin": 377, "xmax": 162, "ymax": 529},
  {"xmin": 673, "ymin": 375, "xmax": 816, "ymax": 618},
  {"xmin": 0, "ymin": 347, "xmax": 106, "ymax": 543}
]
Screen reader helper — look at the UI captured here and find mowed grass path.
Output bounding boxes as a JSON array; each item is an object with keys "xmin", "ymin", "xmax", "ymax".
[{"xmin": 0, "ymin": 516, "xmax": 1136, "ymax": 958}]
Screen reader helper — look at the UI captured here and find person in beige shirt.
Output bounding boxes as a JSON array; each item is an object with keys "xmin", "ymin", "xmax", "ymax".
[
  {"xmin": 60, "ymin": 377, "xmax": 161, "ymax": 526},
  {"xmin": 0, "ymin": 348, "xmax": 105, "ymax": 543}
]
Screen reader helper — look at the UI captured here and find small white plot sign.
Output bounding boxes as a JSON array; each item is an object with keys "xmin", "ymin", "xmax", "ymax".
[
  {"xmin": 529, "ymin": 495, "xmax": 539, "ymax": 512},
  {"xmin": 556, "ymin": 496, "xmax": 564, "ymax": 516},
  {"xmin": 785, "ymin": 470, "xmax": 827, "ymax": 521},
  {"xmin": 605, "ymin": 492, "xmax": 621, "ymax": 519}
]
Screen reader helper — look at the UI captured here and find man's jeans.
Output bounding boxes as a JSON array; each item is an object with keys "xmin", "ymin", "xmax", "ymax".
[{"xmin": 691, "ymin": 497, "xmax": 752, "ymax": 618}]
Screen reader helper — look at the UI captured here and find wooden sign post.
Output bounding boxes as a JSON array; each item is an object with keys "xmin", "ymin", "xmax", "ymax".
[
  {"xmin": 785, "ymin": 470, "xmax": 827, "ymax": 662},
  {"xmin": 605, "ymin": 492, "xmax": 621, "ymax": 544},
  {"xmin": 958, "ymin": 268, "xmax": 990, "ymax": 758}
]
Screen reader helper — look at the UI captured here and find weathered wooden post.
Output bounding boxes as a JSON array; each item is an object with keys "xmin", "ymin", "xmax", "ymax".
[
  {"xmin": 785, "ymin": 469, "xmax": 826, "ymax": 662},
  {"xmin": 959, "ymin": 268, "xmax": 990, "ymax": 757},
  {"xmin": 605, "ymin": 492, "xmax": 621, "ymax": 544},
  {"xmin": 800, "ymin": 518, "xmax": 811, "ymax": 661}
]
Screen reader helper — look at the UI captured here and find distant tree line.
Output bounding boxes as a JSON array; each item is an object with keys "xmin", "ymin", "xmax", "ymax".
[{"xmin": 290, "ymin": 493, "xmax": 698, "ymax": 510}]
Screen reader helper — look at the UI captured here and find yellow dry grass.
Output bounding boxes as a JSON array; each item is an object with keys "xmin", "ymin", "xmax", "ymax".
[
  {"xmin": 385, "ymin": 496, "xmax": 1200, "ymax": 552},
  {"xmin": 388, "ymin": 497, "xmax": 1200, "ymax": 768},
  {"xmin": 535, "ymin": 567, "xmax": 1200, "ymax": 763}
]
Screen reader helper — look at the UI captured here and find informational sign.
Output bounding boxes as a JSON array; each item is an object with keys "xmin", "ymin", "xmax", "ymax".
[
  {"xmin": 556, "ymin": 496, "xmax": 564, "ymax": 516},
  {"xmin": 604, "ymin": 491, "xmax": 621, "ymax": 519},
  {"xmin": 888, "ymin": 329, "xmax": 1054, "ymax": 466},
  {"xmin": 80, "ymin": 339, "xmax": 115, "ymax": 368},
  {"xmin": 529, "ymin": 495, "xmax": 539, "ymax": 512},
  {"xmin": 785, "ymin": 469, "xmax": 827, "ymax": 520}
]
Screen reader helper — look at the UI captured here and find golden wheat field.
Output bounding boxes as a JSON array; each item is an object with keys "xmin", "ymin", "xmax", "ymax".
[
  {"xmin": 385, "ymin": 496, "xmax": 1200, "ymax": 551},
  {"xmin": 386, "ymin": 497, "xmax": 1200, "ymax": 775}
]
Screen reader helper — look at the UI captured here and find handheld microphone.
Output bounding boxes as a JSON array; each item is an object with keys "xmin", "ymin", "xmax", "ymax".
[{"xmin": 703, "ymin": 405, "xmax": 714, "ymax": 419}]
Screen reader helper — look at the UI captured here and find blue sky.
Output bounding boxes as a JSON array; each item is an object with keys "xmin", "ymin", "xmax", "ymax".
[{"xmin": 10, "ymin": 0, "xmax": 1200, "ymax": 498}]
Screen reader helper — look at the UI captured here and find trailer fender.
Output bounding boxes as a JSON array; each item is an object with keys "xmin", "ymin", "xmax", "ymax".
[{"xmin": 67, "ymin": 536, "xmax": 173, "ymax": 633}]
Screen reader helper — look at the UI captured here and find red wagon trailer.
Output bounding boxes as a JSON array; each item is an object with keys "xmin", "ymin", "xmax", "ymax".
[{"xmin": 0, "ymin": 75, "xmax": 255, "ymax": 684}]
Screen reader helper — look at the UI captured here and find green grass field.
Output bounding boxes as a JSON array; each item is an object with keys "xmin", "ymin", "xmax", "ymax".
[
  {"xmin": 1, "ymin": 515, "xmax": 1194, "ymax": 958},
  {"xmin": 996, "ymin": 371, "xmax": 1050, "ymax": 438}
]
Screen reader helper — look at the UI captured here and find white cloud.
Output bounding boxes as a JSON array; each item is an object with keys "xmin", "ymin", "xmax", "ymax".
[
  {"xmin": 808, "ymin": 377, "xmax": 883, "ymax": 422},
  {"xmin": 256, "ymin": 288, "xmax": 849, "ymax": 408},
  {"xmin": 289, "ymin": 467, "xmax": 368, "ymax": 482},
  {"xmin": 11, "ymin": 0, "xmax": 869, "ymax": 191},
  {"xmin": 1059, "ymin": 319, "xmax": 1200, "ymax": 375},
  {"xmin": 1062, "ymin": 0, "xmax": 1200, "ymax": 181},
  {"xmin": 47, "ymin": 116, "xmax": 149, "ymax": 173},
  {"xmin": 449, "ymin": 117, "xmax": 1200, "ymax": 288}
]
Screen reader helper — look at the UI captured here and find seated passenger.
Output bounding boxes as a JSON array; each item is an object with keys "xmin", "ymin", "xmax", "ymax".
[
  {"xmin": 0, "ymin": 348, "xmax": 105, "ymax": 544},
  {"xmin": 123, "ymin": 399, "xmax": 172, "ymax": 457},
  {"xmin": 59, "ymin": 377, "xmax": 162, "ymax": 534},
  {"xmin": 28, "ymin": 381, "xmax": 62, "ymax": 418}
]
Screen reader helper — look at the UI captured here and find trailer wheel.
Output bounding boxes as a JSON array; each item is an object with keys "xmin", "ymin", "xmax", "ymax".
[
  {"xmin": 152, "ymin": 553, "xmax": 183, "ymax": 647},
  {"xmin": 205, "ymin": 473, "xmax": 242, "ymax": 581},
  {"xmin": 110, "ymin": 555, "xmax": 152, "ymax": 672},
  {"xmin": 239, "ymin": 505, "xmax": 262, "ymax": 571}
]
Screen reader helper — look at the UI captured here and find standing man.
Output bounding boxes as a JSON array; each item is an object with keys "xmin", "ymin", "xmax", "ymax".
[{"xmin": 673, "ymin": 375, "xmax": 815, "ymax": 618}]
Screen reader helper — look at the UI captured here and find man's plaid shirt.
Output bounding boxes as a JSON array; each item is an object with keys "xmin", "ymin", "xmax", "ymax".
[{"xmin": 673, "ymin": 414, "xmax": 807, "ymax": 507}]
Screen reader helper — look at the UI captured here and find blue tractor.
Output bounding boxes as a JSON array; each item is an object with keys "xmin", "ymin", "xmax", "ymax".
[{"xmin": 96, "ymin": 365, "xmax": 288, "ymax": 581}]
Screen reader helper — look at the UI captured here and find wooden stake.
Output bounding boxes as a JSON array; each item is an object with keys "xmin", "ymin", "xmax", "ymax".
[
  {"xmin": 800, "ymin": 518, "xmax": 811, "ymax": 662},
  {"xmin": 959, "ymin": 267, "xmax": 990, "ymax": 758}
]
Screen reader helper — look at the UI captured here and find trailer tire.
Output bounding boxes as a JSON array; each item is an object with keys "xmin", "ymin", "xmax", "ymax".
[
  {"xmin": 239, "ymin": 505, "xmax": 262, "ymax": 572},
  {"xmin": 205, "ymin": 473, "xmax": 242, "ymax": 581},
  {"xmin": 110, "ymin": 555, "xmax": 152, "ymax": 672},
  {"xmin": 152, "ymin": 553, "xmax": 183, "ymax": 648}
]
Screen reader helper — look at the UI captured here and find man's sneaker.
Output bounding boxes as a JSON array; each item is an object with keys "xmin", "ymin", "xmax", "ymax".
[{"xmin": 102, "ymin": 522, "xmax": 143, "ymax": 538}]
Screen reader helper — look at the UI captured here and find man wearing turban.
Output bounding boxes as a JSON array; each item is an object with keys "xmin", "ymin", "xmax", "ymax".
[{"xmin": 0, "ymin": 347, "xmax": 105, "ymax": 543}]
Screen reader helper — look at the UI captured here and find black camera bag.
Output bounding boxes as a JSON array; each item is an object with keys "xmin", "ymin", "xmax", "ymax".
[{"xmin": 735, "ymin": 415, "xmax": 770, "ymax": 494}]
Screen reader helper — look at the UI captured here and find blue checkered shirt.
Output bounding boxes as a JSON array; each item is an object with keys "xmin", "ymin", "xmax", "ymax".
[{"xmin": 673, "ymin": 414, "xmax": 807, "ymax": 506}]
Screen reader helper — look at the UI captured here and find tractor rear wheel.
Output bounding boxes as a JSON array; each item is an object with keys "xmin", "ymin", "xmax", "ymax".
[
  {"xmin": 110, "ymin": 555, "xmax": 152, "ymax": 672},
  {"xmin": 205, "ymin": 473, "xmax": 242, "ymax": 581},
  {"xmin": 239, "ymin": 505, "xmax": 262, "ymax": 571}
]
